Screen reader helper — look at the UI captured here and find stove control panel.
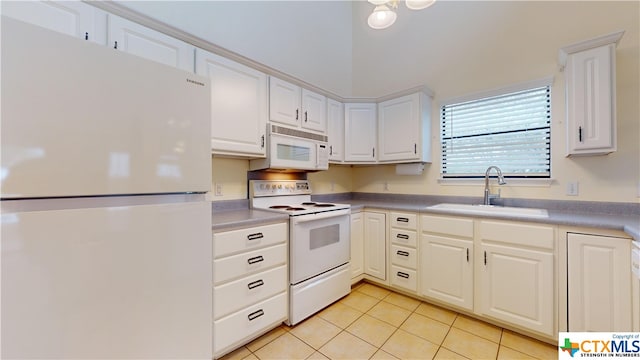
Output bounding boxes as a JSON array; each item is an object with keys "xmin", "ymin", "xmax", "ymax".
[{"xmin": 250, "ymin": 180, "xmax": 312, "ymax": 197}]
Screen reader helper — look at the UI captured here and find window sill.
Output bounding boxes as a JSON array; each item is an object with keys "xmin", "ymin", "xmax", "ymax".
[{"xmin": 438, "ymin": 178, "xmax": 555, "ymax": 187}]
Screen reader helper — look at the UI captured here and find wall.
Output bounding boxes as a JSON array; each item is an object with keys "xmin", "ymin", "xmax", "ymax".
[
  {"xmin": 124, "ymin": 1, "xmax": 639, "ymax": 204},
  {"xmin": 116, "ymin": 1, "xmax": 354, "ymax": 97},
  {"xmin": 347, "ymin": 1, "xmax": 639, "ymax": 203}
]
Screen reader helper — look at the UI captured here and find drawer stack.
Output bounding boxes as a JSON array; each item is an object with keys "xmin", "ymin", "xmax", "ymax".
[
  {"xmin": 212, "ymin": 222, "xmax": 288, "ymax": 358},
  {"xmin": 389, "ymin": 212, "xmax": 418, "ymax": 292}
]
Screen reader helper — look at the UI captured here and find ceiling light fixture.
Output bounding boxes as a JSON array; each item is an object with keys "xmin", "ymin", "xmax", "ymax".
[{"xmin": 367, "ymin": 0, "xmax": 436, "ymax": 30}]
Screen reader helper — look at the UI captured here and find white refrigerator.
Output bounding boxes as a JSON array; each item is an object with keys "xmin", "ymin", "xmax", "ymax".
[{"xmin": 1, "ymin": 17, "xmax": 213, "ymax": 359}]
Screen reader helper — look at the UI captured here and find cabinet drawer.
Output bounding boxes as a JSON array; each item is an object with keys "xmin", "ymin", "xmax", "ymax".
[
  {"xmin": 213, "ymin": 292, "xmax": 287, "ymax": 356},
  {"xmin": 421, "ymin": 215, "xmax": 473, "ymax": 239},
  {"xmin": 214, "ymin": 265, "xmax": 287, "ymax": 319},
  {"xmin": 391, "ymin": 229, "xmax": 417, "ymax": 248},
  {"xmin": 214, "ymin": 244, "xmax": 287, "ymax": 284},
  {"xmin": 214, "ymin": 222, "xmax": 287, "ymax": 258},
  {"xmin": 391, "ymin": 212, "xmax": 417, "ymax": 230},
  {"xmin": 479, "ymin": 220, "xmax": 554, "ymax": 250},
  {"xmin": 390, "ymin": 265, "xmax": 417, "ymax": 292},
  {"xmin": 391, "ymin": 245, "xmax": 417, "ymax": 269}
]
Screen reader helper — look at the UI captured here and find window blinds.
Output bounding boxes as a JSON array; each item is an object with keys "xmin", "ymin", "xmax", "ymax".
[{"xmin": 441, "ymin": 86, "xmax": 551, "ymax": 178}]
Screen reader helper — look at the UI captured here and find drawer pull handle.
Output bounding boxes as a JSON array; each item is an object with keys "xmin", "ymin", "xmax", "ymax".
[
  {"xmin": 397, "ymin": 217, "xmax": 409, "ymax": 223},
  {"xmin": 396, "ymin": 233, "xmax": 409, "ymax": 240},
  {"xmin": 247, "ymin": 279, "xmax": 265, "ymax": 290},
  {"xmin": 397, "ymin": 271, "xmax": 410, "ymax": 279},
  {"xmin": 247, "ymin": 233, "xmax": 264, "ymax": 241},
  {"xmin": 247, "ymin": 256, "xmax": 264, "ymax": 264},
  {"xmin": 397, "ymin": 250, "xmax": 410, "ymax": 257},
  {"xmin": 248, "ymin": 309, "xmax": 265, "ymax": 321}
]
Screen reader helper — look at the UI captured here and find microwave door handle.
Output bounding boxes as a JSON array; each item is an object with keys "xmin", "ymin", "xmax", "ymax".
[{"xmin": 291, "ymin": 209, "xmax": 350, "ymax": 224}]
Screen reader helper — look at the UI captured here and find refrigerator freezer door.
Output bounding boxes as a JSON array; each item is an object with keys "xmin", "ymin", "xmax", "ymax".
[
  {"xmin": 1, "ymin": 17, "xmax": 211, "ymax": 198},
  {"xmin": 1, "ymin": 200, "xmax": 212, "ymax": 359}
]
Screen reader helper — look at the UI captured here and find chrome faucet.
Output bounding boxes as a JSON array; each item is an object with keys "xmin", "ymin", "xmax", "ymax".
[{"xmin": 483, "ymin": 166, "xmax": 507, "ymax": 205}]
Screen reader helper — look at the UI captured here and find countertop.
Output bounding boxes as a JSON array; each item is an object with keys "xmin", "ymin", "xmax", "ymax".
[
  {"xmin": 211, "ymin": 198, "xmax": 639, "ymax": 241},
  {"xmin": 346, "ymin": 200, "xmax": 640, "ymax": 241}
]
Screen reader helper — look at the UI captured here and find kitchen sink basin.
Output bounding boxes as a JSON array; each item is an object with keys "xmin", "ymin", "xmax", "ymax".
[{"xmin": 428, "ymin": 203, "xmax": 549, "ymax": 218}]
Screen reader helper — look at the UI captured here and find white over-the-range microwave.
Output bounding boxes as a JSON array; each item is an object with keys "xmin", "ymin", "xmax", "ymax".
[{"xmin": 249, "ymin": 125, "xmax": 329, "ymax": 172}]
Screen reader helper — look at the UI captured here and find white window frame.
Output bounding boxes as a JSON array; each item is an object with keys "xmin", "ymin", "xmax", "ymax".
[{"xmin": 439, "ymin": 77, "xmax": 554, "ymax": 180}]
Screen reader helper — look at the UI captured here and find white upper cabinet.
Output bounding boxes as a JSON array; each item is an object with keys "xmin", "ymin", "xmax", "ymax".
[
  {"xmin": 344, "ymin": 103, "xmax": 377, "ymax": 163},
  {"xmin": 269, "ymin": 77, "xmax": 327, "ymax": 134},
  {"xmin": 2, "ymin": 1, "xmax": 107, "ymax": 44},
  {"xmin": 377, "ymin": 92, "xmax": 432, "ymax": 163},
  {"xmin": 108, "ymin": 15, "xmax": 195, "ymax": 72},
  {"xmin": 327, "ymin": 99, "xmax": 345, "ymax": 162},
  {"xmin": 195, "ymin": 49, "xmax": 268, "ymax": 158},
  {"xmin": 561, "ymin": 31, "xmax": 624, "ymax": 156}
]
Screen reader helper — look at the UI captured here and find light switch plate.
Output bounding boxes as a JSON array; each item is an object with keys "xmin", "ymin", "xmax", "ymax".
[{"xmin": 215, "ymin": 183, "xmax": 223, "ymax": 196}]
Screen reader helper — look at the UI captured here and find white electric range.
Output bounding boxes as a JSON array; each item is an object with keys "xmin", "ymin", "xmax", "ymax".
[{"xmin": 249, "ymin": 180, "xmax": 351, "ymax": 325}]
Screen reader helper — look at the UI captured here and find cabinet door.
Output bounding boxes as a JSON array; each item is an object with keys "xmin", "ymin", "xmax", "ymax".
[
  {"xmin": 195, "ymin": 49, "xmax": 267, "ymax": 157},
  {"xmin": 478, "ymin": 243, "xmax": 554, "ymax": 336},
  {"xmin": 344, "ymin": 103, "xmax": 377, "ymax": 162},
  {"xmin": 350, "ymin": 212, "xmax": 364, "ymax": 279},
  {"xmin": 269, "ymin": 77, "xmax": 301, "ymax": 127},
  {"xmin": 378, "ymin": 93, "xmax": 420, "ymax": 162},
  {"xmin": 364, "ymin": 212, "xmax": 386, "ymax": 280},
  {"xmin": 327, "ymin": 99, "xmax": 344, "ymax": 162},
  {"xmin": 301, "ymin": 89, "xmax": 327, "ymax": 133},
  {"xmin": 421, "ymin": 235, "xmax": 473, "ymax": 311},
  {"xmin": 108, "ymin": 15, "xmax": 195, "ymax": 72},
  {"xmin": 567, "ymin": 233, "xmax": 631, "ymax": 331},
  {"xmin": 2, "ymin": 0, "xmax": 107, "ymax": 44},
  {"xmin": 566, "ymin": 45, "xmax": 615, "ymax": 155}
]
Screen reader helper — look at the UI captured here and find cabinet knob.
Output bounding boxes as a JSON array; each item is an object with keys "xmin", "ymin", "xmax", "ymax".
[
  {"xmin": 329, "ymin": 145, "xmax": 333, "ymax": 155},
  {"xmin": 247, "ymin": 255, "xmax": 264, "ymax": 264},
  {"xmin": 114, "ymin": 41, "xmax": 118, "ymax": 50},
  {"xmin": 85, "ymin": 32, "xmax": 89, "ymax": 41},
  {"xmin": 578, "ymin": 126, "xmax": 583, "ymax": 142},
  {"xmin": 296, "ymin": 109, "xmax": 299, "ymax": 120},
  {"xmin": 305, "ymin": 111, "xmax": 308, "ymax": 122},
  {"xmin": 248, "ymin": 309, "xmax": 265, "ymax": 321},
  {"xmin": 261, "ymin": 135, "xmax": 265, "ymax": 148},
  {"xmin": 397, "ymin": 271, "xmax": 410, "ymax": 279}
]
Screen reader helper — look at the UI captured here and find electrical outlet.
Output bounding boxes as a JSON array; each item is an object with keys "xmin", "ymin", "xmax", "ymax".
[
  {"xmin": 214, "ymin": 183, "xmax": 223, "ymax": 196},
  {"xmin": 566, "ymin": 181, "xmax": 579, "ymax": 196},
  {"xmin": 383, "ymin": 182, "xmax": 389, "ymax": 191}
]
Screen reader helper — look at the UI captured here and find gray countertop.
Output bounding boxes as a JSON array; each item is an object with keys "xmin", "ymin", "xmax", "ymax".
[
  {"xmin": 210, "ymin": 198, "xmax": 639, "ymax": 241},
  {"xmin": 347, "ymin": 200, "xmax": 640, "ymax": 241}
]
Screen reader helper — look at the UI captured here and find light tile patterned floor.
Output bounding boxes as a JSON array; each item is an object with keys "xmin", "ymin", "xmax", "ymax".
[{"xmin": 220, "ymin": 282, "xmax": 558, "ymax": 360}]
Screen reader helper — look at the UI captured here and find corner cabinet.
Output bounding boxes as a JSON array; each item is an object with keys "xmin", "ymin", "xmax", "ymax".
[
  {"xmin": 567, "ymin": 232, "xmax": 631, "ymax": 331},
  {"xmin": 195, "ymin": 49, "xmax": 268, "ymax": 157},
  {"xmin": 107, "ymin": 14, "xmax": 195, "ymax": 72},
  {"xmin": 560, "ymin": 31, "xmax": 624, "ymax": 156},
  {"xmin": 269, "ymin": 77, "xmax": 326, "ymax": 134},
  {"xmin": 350, "ymin": 211, "xmax": 364, "ymax": 282},
  {"xmin": 378, "ymin": 93, "xmax": 432, "ymax": 163},
  {"xmin": 344, "ymin": 103, "xmax": 377, "ymax": 163},
  {"xmin": 363, "ymin": 211, "xmax": 386, "ymax": 281}
]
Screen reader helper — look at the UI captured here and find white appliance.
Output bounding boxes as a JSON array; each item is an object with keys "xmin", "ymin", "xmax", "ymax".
[
  {"xmin": 249, "ymin": 180, "xmax": 350, "ymax": 325},
  {"xmin": 1, "ymin": 17, "xmax": 212, "ymax": 359},
  {"xmin": 249, "ymin": 125, "xmax": 329, "ymax": 172}
]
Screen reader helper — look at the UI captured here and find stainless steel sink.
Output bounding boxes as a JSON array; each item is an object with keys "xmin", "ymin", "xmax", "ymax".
[{"xmin": 427, "ymin": 203, "xmax": 549, "ymax": 218}]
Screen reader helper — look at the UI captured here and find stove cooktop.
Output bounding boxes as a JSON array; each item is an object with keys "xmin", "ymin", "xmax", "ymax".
[{"xmin": 249, "ymin": 180, "xmax": 350, "ymax": 215}]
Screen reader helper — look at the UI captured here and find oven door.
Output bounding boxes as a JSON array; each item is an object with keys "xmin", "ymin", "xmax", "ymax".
[
  {"xmin": 289, "ymin": 209, "xmax": 350, "ymax": 284},
  {"xmin": 269, "ymin": 134, "xmax": 318, "ymax": 171}
]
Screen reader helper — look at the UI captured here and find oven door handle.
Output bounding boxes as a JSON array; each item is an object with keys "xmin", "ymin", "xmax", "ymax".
[{"xmin": 291, "ymin": 208, "xmax": 351, "ymax": 224}]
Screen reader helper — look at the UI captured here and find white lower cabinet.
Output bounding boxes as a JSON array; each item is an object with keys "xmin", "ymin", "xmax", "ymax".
[
  {"xmin": 476, "ymin": 220, "xmax": 555, "ymax": 337},
  {"xmin": 364, "ymin": 211, "xmax": 387, "ymax": 281},
  {"xmin": 567, "ymin": 232, "xmax": 632, "ymax": 331},
  {"xmin": 420, "ymin": 215, "xmax": 474, "ymax": 311},
  {"xmin": 212, "ymin": 222, "xmax": 288, "ymax": 358},
  {"xmin": 389, "ymin": 212, "xmax": 418, "ymax": 292},
  {"xmin": 350, "ymin": 211, "xmax": 365, "ymax": 282}
]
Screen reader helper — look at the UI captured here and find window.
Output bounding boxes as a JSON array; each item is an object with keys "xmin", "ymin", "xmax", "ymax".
[{"xmin": 441, "ymin": 84, "xmax": 551, "ymax": 178}]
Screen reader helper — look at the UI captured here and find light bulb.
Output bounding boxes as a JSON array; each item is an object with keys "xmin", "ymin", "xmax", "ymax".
[
  {"xmin": 405, "ymin": 0, "xmax": 436, "ymax": 10},
  {"xmin": 367, "ymin": 5, "xmax": 397, "ymax": 29}
]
